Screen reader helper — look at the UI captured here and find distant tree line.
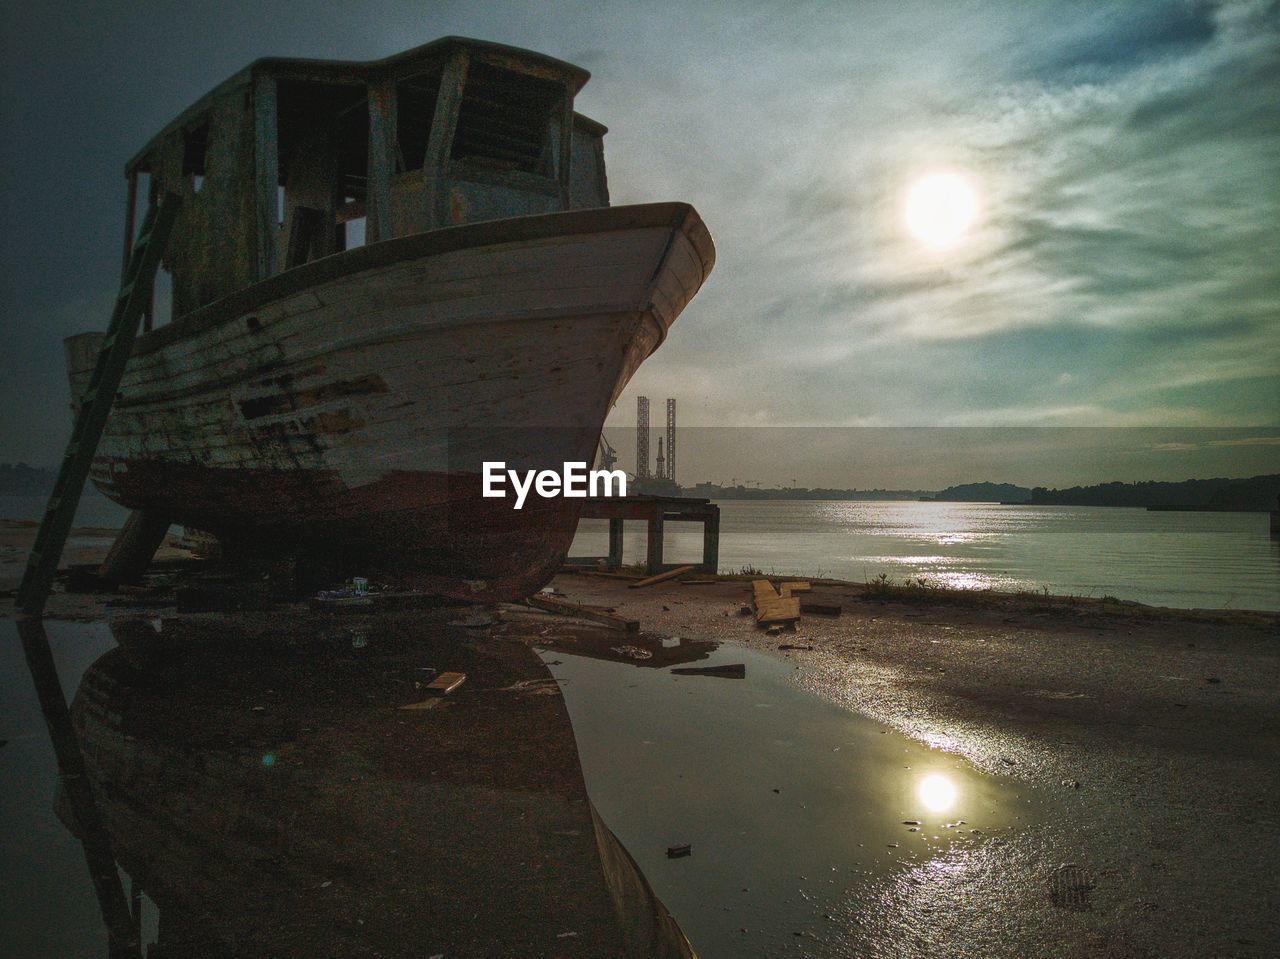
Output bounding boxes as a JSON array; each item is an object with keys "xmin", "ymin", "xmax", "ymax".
[
  {"xmin": 685, "ymin": 483, "xmax": 931, "ymax": 500},
  {"xmin": 1029, "ymin": 474, "xmax": 1280, "ymax": 510},
  {"xmin": 925, "ymin": 482, "xmax": 1031, "ymax": 503}
]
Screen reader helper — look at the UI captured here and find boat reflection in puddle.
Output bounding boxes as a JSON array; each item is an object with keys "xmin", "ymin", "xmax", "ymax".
[
  {"xmin": 534, "ymin": 627, "xmax": 1044, "ymax": 958},
  {"xmin": 10, "ymin": 614, "xmax": 694, "ymax": 958}
]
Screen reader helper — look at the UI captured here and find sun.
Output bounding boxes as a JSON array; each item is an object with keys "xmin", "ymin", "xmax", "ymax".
[{"xmin": 904, "ymin": 172, "xmax": 979, "ymax": 248}]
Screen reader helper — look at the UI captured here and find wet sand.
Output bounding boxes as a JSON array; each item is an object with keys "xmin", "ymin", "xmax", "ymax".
[
  {"xmin": 552, "ymin": 573, "xmax": 1280, "ymax": 958},
  {"xmin": 4, "ymin": 524, "xmax": 1278, "ymax": 957}
]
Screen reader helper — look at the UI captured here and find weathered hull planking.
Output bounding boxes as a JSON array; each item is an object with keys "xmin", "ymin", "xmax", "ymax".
[{"xmin": 68, "ymin": 203, "xmax": 715, "ymax": 600}]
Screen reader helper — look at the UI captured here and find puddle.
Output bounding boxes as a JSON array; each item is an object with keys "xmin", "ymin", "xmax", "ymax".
[
  {"xmin": 539, "ymin": 633, "xmax": 1044, "ymax": 958},
  {"xmin": 3, "ymin": 612, "xmax": 1045, "ymax": 958},
  {"xmin": 1, "ymin": 614, "xmax": 694, "ymax": 957}
]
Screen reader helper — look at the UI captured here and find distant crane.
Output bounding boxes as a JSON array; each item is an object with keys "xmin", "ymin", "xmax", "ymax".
[{"xmin": 597, "ymin": 433, "xmax": 618, "ymax": 471}]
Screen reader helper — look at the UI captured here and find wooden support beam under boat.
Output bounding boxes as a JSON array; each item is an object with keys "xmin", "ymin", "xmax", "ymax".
[{"xmin": 98, "ymin": 510, "xmax": 173, "ymax": 586}]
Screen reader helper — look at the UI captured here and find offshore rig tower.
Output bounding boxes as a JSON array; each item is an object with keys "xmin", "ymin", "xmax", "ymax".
[{"xmin": 635, "ymin": 396, "xmax": 678, "ymax": 486}]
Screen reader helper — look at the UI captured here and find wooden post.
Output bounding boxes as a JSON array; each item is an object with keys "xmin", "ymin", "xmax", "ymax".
[
  {"xmin": 366, "ymin": 77, "xmax": 397, "ymax": 243},
  {"xmin": 15, "ymin": 195, "xmax": 181, "ymax": 617},
  {"xmin": 702, "ymin": 504, "xmax": 720, "ymax": 573},
  {"xmin": 98, "ymin": 510, "xmax": 173, "ymax": 585},
  {"xmin": 608, "ymin": 517, "xmax": 624, "ymax": 568},
  {"xmin": 557, "ymin": 88, "xmax": 574, "ymax": 207},
  {"xmin": 646, "ymin": 512, "xmax": 664, "ymax": 575},
  {"xmin": 121, "ymin": 170, "xmax": 138, "ymax": 281},
  {"xmin": 422, "ymin": 49, "xmax": 469, "ymax": 229},
  {"xmin": 253, "ymin": 73, "xmax": 280, "ymax": 280},
  {"xmin": 16, "ymin": 617, "xmax": 141, "ymax": 957}
]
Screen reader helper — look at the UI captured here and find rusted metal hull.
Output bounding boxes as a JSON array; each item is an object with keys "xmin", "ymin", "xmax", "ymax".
[{"xmin": 67, "ymin": 203, "xmax": 714, "ymax": 600}]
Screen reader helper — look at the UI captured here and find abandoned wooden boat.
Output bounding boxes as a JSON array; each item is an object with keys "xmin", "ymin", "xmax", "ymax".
[{"xmin": 65, "ymin": 37, "xmax": 714, "ymax": 601}]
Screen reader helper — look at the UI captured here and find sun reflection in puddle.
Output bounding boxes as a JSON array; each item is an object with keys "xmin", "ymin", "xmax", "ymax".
[{"xmin": 917, "ymin": 773, "xmax": 958, "ymax": 813}]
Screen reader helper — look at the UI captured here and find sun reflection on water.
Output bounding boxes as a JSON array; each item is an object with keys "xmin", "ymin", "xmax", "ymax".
[{"xmin": 918, "ymin": 773, "xmax": 958, "ymax": 813}]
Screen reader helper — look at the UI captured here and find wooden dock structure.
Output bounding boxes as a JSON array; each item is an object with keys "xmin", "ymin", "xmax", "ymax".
[{"xmin": 566, "ymin": 495, "xmax": 720, "ymax": 575}]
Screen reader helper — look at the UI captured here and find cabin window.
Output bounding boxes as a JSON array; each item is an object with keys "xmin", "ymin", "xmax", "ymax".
[
  {"xmin": 183, "ymin": 120, "xmax": 209, "ymax": 193},
  {"xmin": 451, "ymin": 62, "xmax": 560, "ymax": 175},
  {"xmin": 395, "ymin": 72, "xmax": 441, "ymax": 171},
  {"xmin": 275, "ymin": 80, "xmax": 369, "ymax": 266},
  {"xmin": 149, "ymin": 266, "xmax": 174, "ymax": 330},
  {"xmin": 340, "ymin": 196, "xmax": 367, "ymax": 249}
]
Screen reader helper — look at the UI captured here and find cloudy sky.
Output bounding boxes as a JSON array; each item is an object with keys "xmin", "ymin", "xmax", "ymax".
[{"xmin": 1, "ymin": 0, "xmax": 1276, "ymax": 483}]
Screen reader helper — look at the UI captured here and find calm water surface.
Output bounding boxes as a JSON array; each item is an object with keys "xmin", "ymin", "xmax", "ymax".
[
  {"xmin": 1, "ymin": 616, "xmax": 1038, "ymax": 958},
  {"xmin": 542, "ymin": 638, "xmax": 1040, "ymax": 958},
  {"xmin": 575, "ymin": 500, "xmax": 1279, "ymax": 611},
  {"xmin": 3, "ymin": 494, "xmax": 1274, "ymax": 610}
]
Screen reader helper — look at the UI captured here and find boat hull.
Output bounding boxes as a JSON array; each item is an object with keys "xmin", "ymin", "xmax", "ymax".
[{"xmin": 69, "ymin": 203, "xmax": 714, "ymax": 600}]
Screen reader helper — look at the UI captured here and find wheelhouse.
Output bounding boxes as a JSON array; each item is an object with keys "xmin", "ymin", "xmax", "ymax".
[{"xmin": 123, "ymin": 37, "xmax": 610, "ymax": 328}]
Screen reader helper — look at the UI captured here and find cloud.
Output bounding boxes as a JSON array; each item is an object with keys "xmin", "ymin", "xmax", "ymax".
[
  {"xmin": 614, "ymin": 0, "xmax": 1279, "ymax": 430},
  {"xmin": 2, "ymin": 0, "xmax": 1276, "ymax": 468}
]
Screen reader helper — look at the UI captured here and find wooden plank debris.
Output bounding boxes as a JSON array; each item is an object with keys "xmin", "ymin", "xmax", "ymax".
[
  {"xmin": 800, "ymin": 603, "xmax": 842, "ymax": 617},
  {"xmin": 756, "ymin": 598, "xmax": 801, "ymax": 624},
  {"xmin": 671, "ymin": 664, "xmax": 745, "ymax": 679},
  {"xmin": 526, "ymin": 595, "xmax": 639, "ymax": 633},
  {"xmin": 399, "ymin": 670, "xmax": 465, "ymax": 710},
  {"xmin": 779, "ymin": 582, "xmax": 811, "ymax": 596},
  {"xmin": 426, "ymin": 671, "xmax": 466, "ymax": 694},
  {"xmin": 628, "ymin": 565, "xmax": 696, "ymax": 589},
  {"xmin": 752, "ymin": 579, "xmax": 801, "ymax": 625}
]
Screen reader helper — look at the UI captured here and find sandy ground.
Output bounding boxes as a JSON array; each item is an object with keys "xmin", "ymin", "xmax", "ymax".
[
  {"xmin": 4, "ymin": 524, "xmax": 1278, "ymax": 957},
  {"xmin": 550, "ymin": 572, "xmax": 1280, "ymax": 959}
]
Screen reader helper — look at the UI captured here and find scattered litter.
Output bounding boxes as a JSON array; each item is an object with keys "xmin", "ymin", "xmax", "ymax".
[
  {"xmin": 902, "ymin": 820, "xmax": 921, "ymax": 826},
  {"xmin": 450, "ymin": 608, "xmax": 498, "ymax": 628},
  {"xmin": 527, "ymin": 595, "xmax": 639, "ymax": 633},
  {"xmin": 397, "ymin": 671, "xmax": 467, "ymax": 710},
  {"xmin": 629, "ymin": 565, "xmax": 697, "ymax": 589},
  {"xmin": 778, "ymin": 643, "xmax": 814, "ymax": 651},
  {"xmin": 1047, "ymin": 863, "xmax": 1095, "ymax": 911},
  {"xmin": 671, "ymin": 663, "xmax": 746, "ymax": 679},
  {"xmin": 667, "ymin": 844, "xmax": 692, "ymax": 859},
  {"xmin": 309, "ymin": 589, "xmax": 374, "ymax": 613},
  {"xmin": 398, "ymin": 698, "xmax": 443, "ymax": 711},
  {"xmin": 498, "ymin": 678, "xmax": 561, "ymax": 696},
  {"xmin": 610, "ymin": 645, "xmax": 653, "ymax": 660}
]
